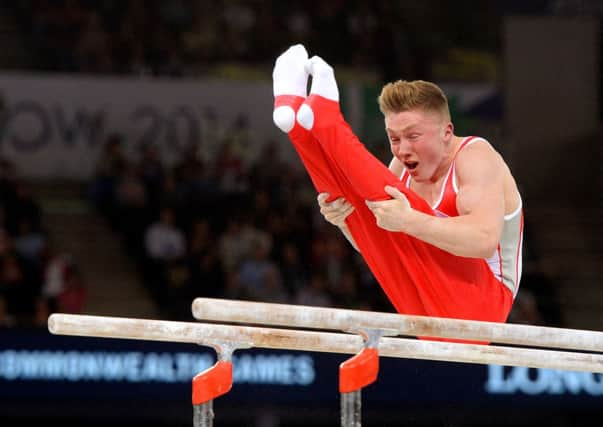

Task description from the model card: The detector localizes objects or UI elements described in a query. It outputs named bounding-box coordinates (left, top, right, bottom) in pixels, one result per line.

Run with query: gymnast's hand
left=366, top=185, right=412, bottom=232
left=317, top=193, right=355, bottom=228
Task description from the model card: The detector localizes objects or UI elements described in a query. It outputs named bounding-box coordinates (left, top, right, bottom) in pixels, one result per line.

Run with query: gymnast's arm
left=317, top=193, right=359, bottom=251
left=367, top=141, right=506, bottom=258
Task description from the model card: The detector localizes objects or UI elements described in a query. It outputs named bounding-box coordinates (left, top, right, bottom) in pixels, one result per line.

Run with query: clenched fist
left=317, top=193, right=355, bottom=228
left=365, top=185, right=412, bottom=232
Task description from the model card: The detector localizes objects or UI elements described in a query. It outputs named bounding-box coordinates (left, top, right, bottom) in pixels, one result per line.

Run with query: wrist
left=404, top=209, right=427, bottom=237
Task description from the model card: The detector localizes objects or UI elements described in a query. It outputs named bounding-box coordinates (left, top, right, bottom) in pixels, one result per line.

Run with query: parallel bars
left=191, top=298, right=603, bottom=352
left=47, top=300, right=603, bottom=426
left=48, top=313, right=603, bottom=373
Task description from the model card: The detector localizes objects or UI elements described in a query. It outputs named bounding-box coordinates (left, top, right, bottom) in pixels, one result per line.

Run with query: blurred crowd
left=7, top=1, right=506, bottom=82
left=87, top=128, right=392, bottom=321
left=0, top=158, right=86, bottom=328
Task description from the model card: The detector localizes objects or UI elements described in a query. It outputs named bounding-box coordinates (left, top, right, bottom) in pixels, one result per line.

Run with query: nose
left=391, top=140, right=410, bottom=158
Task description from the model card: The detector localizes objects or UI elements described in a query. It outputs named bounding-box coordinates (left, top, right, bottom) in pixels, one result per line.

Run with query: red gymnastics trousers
left=277, top=94, right=513, bottom=336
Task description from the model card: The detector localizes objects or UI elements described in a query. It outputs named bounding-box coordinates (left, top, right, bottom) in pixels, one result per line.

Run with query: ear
left=442, top=122, right=454, bottom=141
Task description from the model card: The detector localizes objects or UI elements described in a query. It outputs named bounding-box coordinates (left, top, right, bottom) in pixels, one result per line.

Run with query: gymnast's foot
left=272, top=44, right=309, bottom=133
left=296, top=56, right=342, bottom=131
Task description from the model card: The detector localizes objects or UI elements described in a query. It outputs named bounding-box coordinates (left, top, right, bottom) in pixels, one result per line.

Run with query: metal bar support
left=339, top=329, right=396, bottom=427
left=192, top=341, right=250, bottom=427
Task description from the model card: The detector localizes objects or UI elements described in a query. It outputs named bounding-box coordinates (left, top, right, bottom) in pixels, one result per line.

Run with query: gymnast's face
left=385, top=108, right=453, bottom=183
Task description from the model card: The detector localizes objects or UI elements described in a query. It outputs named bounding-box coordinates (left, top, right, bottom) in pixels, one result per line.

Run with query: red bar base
left=192, top=360, right=233, bottom=405
left=339, top=348, right=379, bottom=393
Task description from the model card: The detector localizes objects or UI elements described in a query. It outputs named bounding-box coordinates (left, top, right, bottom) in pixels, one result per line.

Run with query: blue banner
left=1, top=327, right=601, bottom=412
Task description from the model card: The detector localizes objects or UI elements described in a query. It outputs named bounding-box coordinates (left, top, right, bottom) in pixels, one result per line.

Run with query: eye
left=408, top=133, right=420, bottom=140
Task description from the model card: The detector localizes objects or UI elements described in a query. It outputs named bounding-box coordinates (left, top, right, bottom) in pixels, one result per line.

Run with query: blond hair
left=377, top=80, right=450, bottom=121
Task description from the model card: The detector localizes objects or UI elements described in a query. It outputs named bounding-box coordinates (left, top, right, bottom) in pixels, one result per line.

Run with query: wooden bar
left=48, top=314, right=603, bottom=373
left=191, top=298, right=603, bottom=352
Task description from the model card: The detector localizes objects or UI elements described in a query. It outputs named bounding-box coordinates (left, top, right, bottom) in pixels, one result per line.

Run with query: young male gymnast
left=272, top=44, right=523, bottom=329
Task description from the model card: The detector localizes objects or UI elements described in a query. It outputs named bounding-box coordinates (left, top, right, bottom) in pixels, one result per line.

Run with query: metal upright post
left=192, top=342, right=247, bottom=427
left=339, top=329, right=392, bottom=427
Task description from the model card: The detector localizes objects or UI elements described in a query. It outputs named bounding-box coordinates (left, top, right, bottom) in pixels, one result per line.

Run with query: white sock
left=273, top=44, right=309, bottom=97
left=306, top=56, right=339, bottom=101
left=272, top=44, right=309, bottom=133
left=273, top=107, right=296, bottom=133
left=296, top=104, right=314, bottom=130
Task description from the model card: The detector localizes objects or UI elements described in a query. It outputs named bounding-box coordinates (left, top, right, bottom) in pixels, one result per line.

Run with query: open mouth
left=404, top=161, right=419, bottom=171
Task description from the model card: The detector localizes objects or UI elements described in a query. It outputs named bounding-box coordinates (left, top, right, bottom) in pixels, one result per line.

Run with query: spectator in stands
left=156, top=171, right=187, bottom=216
left=257, top=262, right=289, bottom=303
left=13, top=217, right=47, bottom=270
left=238, top=233, right=279, bottom=301
left=11, top=181, right=42, bottom=233
left=40, top=248, right=73, bottom=300
left=279, top=242, right=309, bottom=296
left=173, top=143, right=215, bottom=204
left=143, top=206, right=187, bottom=302
left=186, top=217, right=225, bottom=299
left=137, top=144, right=166, bottom=215
left=144, top=206, right=186, bottom=262
left=115, top=164, right=148, bottom=256
left=56, top=264, right=87, bottom=314
left=219, top=214, right=264, bottom=274
left=89, top=133, right=129, bottom=227
left=218, top=218, right=246, bottom=274
left=213, top=141, right=247, bottom=193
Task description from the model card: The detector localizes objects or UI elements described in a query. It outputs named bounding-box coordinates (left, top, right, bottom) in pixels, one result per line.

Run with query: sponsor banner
left=0, top=327, right=601, bottom=410
left=0, top=72, right=290, bottom=179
